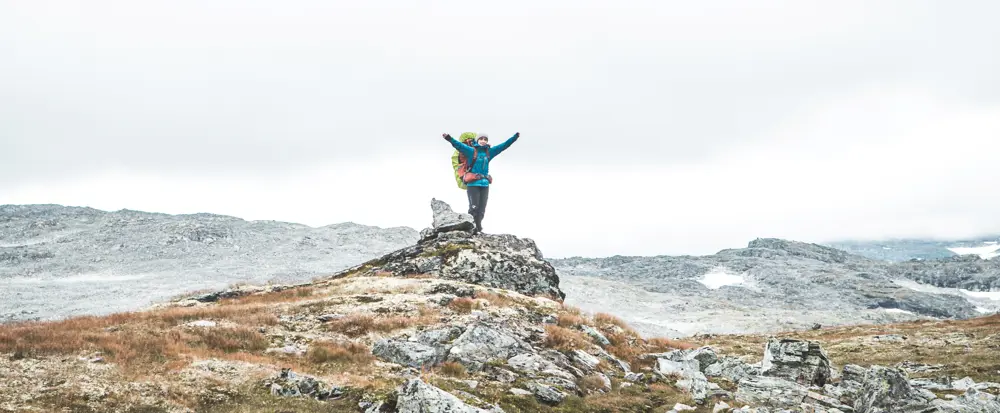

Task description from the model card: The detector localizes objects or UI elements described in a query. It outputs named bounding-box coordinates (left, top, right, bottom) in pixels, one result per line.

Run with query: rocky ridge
left=827, top=237, right=1000, bottom=262
left=0, top=204, right=418, bottom=322
left=553, top=238, right=1000, bottom=338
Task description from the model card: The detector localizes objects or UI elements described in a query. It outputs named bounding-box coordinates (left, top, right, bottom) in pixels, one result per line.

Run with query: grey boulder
left=761, top=337, right=833, bottom=387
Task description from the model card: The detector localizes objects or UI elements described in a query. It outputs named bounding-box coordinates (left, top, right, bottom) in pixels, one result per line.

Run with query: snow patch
left=959, top=289, right=1000, bottom=301
left=894, top=279, right=1000, bottom=314
left=883, top=308, right=914, bottom=315
left=947, top=244, right=1000, bottom=260
left=698, top=267, right=747, bottom=289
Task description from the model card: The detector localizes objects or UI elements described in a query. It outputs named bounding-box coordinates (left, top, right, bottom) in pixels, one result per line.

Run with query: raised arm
left=488, top=132, right=519, bottom=158
left=443, top=133, right=474, bottom=158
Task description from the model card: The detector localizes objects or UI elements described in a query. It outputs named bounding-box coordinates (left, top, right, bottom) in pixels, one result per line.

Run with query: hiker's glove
left=442, top=133, right=451, bottom=140
left=513, top=132, right=519, bottom=139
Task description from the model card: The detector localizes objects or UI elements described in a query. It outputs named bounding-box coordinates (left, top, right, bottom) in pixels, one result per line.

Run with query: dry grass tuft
left=557, top=313, right=587, bottom=329
left=543, top=325, right=592, bottom=351
left=561, top=304, right=584, bottom=315
left=437, top=361, right=468, bottom=378
left=220, top=286, right=316, bottom=306
left=188, top=326, right=270, bottom=353
left=323, top=308, right=439, bottom=338
left=306, top=341, right=374, bottom=365
left=0, top=312, right=273, bottom=377
left=324, top=314, right=405, bottom=337
left=448, top=297, right=479, bottom=314
left=594, top=312, right=633, bottom=332
left=577, top=374, right=610, bottom=394
left=647, top=337, right=698, bottom=352
left=474, top=291, right=517, bottom=308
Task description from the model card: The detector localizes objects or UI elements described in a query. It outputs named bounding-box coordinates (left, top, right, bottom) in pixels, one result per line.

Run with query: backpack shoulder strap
left=468, top=147, right=478, bottom=168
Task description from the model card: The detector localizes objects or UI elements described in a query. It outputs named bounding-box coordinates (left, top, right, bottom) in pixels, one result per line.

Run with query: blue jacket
left=447, top=133, right=518, bottom=187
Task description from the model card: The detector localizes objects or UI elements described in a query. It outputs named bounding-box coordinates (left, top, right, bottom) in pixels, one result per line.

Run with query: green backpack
left=451, top=132, right=477, bottom=189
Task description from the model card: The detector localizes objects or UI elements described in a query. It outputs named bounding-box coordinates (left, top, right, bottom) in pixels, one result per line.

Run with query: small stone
left=673, top=403, right=696, bottom=411
left=430, top=199, right=475, bottom=233
left=713, top=401, right=731, bottom=412
left=186, top=320, right=217, bottom=328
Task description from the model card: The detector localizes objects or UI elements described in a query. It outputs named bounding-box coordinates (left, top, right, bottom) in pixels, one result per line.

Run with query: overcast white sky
left=2, top=1, right=999, bottom=258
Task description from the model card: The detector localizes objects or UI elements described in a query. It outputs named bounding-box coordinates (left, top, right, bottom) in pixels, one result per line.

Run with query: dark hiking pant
left=466, top=186, right=489, bottom=233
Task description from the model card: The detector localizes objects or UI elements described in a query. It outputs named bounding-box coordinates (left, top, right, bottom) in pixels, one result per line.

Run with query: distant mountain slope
left=552, top=238, right=1000, bottom=338
left=825, top=235, right=1000, bottom=262
left=0, top=204, right=418, bottom=322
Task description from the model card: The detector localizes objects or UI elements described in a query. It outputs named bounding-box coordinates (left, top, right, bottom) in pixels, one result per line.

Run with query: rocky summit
left=337, top=199, right=564, bottom=301
left=1, top=201, right=999, bottom=412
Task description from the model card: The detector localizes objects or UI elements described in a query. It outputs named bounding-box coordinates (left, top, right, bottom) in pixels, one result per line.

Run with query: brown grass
left=437, top=361, right=468, bottom=378
left=322, top=308, right=440, bottom=338
left=0, top=308, right=279, bottom=378
left=220, top=287, right=316, bottom=306
left=647, top=337, right=698, bottom=352
left=0, top=296, right=300, bottom=379
left=306, top=341, right=374, bottom=365
left=543, top=325, right=591, bottom=351
left=324, top=314, right=407, bottom=337
left=594, top=313, right=633, bottom=332
left=448, top=297, right=479, bottom=313
left=577, top=374, right=609, bottom=394
left=557, top=313, right=587, bottom=329
left=474, top=291, right=517, bottom=308
left=188, top=326, right=270, bottom=353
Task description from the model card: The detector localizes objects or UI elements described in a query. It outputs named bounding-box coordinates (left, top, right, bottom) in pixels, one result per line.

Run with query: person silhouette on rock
left=441, top=132, right=520, bottom=234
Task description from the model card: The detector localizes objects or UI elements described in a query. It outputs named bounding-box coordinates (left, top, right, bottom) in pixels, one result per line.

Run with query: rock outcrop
left=760, top=338, right=832, bottom=387
left=335, top=200, right=565, bottom=300
left=395, top=379, right=493, bottom=413
left=853, top=366, right=936, bottom=413
left=421, top=198, right=475, bottom=240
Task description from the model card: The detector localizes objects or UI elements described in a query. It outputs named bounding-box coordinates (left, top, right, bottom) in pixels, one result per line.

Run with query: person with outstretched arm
left=442, top=131, right=520, bottom=234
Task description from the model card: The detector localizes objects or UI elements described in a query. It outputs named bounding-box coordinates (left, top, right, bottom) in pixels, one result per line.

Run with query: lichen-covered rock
left=761, top=338, right=832, bottom=387
left=705, top=356, right=760, bottom=384
left=831, top=364, right=868, bottom=400
left=931, top=388, right=1000, bottom=413
left=735, top=376, right=810, bottom=409
left=658, top=346, right=720, bottom=372
left=570, top=350, right=601, bottom=372
left=372, top=339, right=442, bottom=369
left=336, top=200, right=565, bottom=300
left=525, top=381, right=567, bottom=405
left=657, top=358, right=723, bottom=403
left=853, top=366, right=934, bottom=413
left=446, top=323, right=529, bottom=371
left=265, top=368, right=343, bottom=400
left=581, top=325, right=611, bottom=347
left=396, top=379, right=490, bottom=413
left=507, top=353, right=576, bottom=382
left=426, top=198, right=475, bottom=238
